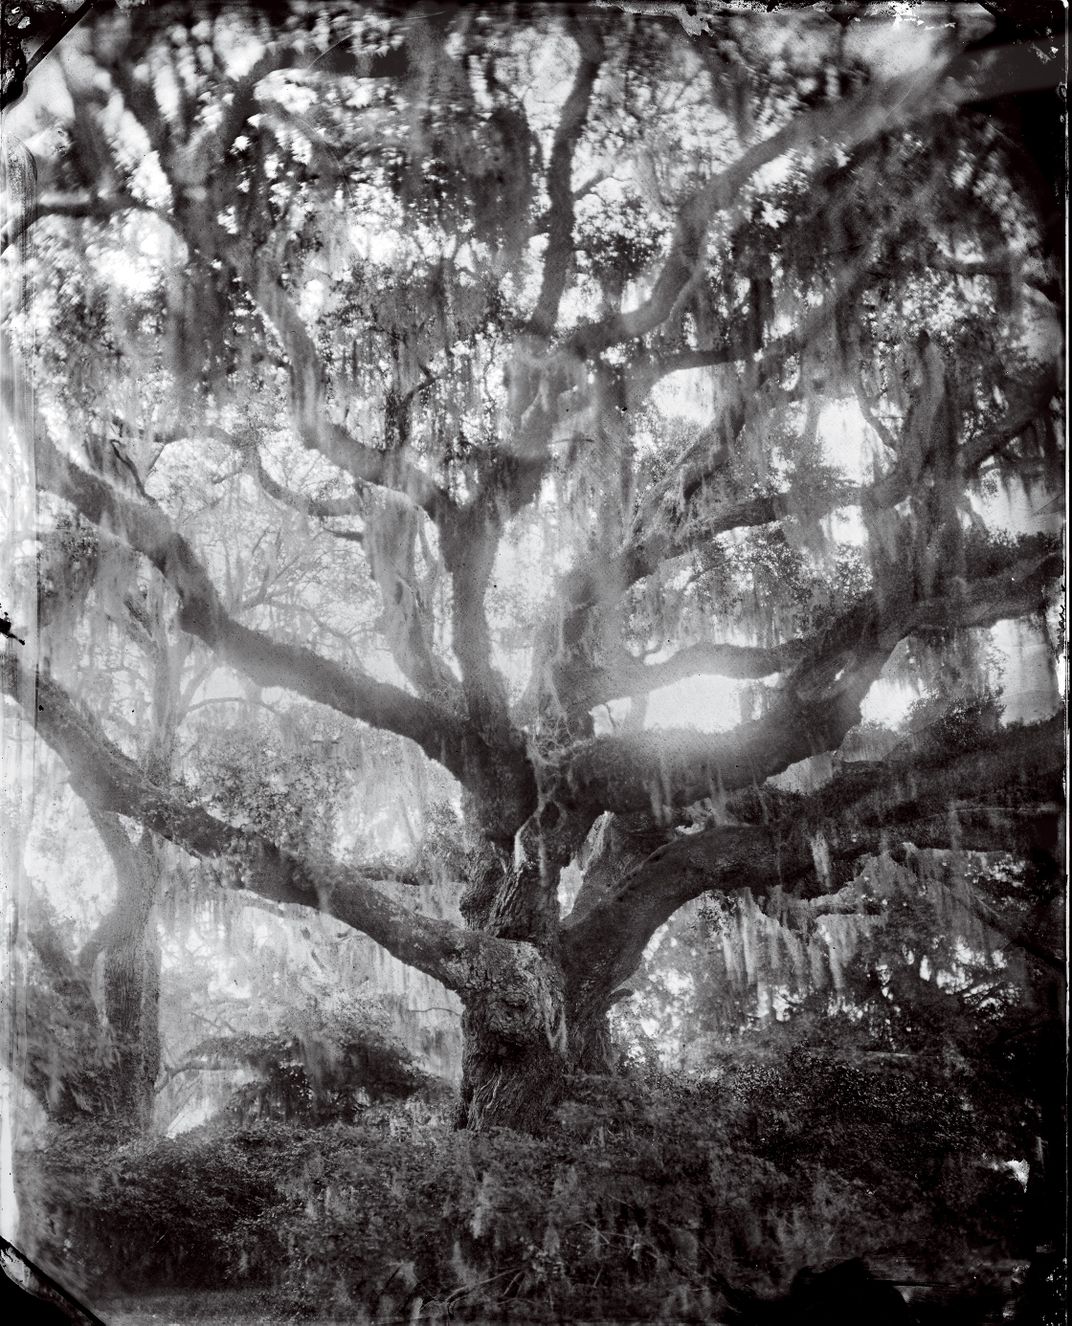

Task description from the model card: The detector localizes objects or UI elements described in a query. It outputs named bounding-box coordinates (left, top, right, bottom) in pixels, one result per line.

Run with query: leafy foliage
left=192, top=713, right=349, bottom=854
left=19, top=1061, right=1036, bottom=1320
left=201, top=1006, right=439, bottom=1125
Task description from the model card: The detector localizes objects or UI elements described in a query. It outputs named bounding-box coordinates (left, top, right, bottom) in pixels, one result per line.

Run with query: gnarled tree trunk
left=454, top=816, right=574, bottom=1131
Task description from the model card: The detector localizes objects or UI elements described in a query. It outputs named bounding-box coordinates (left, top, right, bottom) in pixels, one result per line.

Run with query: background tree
left=1, top=0, right=1063, bottom=1164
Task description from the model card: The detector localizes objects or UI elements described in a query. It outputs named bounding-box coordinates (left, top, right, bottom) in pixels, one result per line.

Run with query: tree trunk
left=21, top=910, right=117, bottom=1124
left=454, top=977, right=624, bottom=1128
left=455, top=1010, right=570, bottom=1133
left=90, top=815, right=163, bottom=1130
left=566, top=1009, right=617, bottom=1074
left=452, top=937, right=571, bottom=1131
left=455, top=821, right=575, bottom=1131
left=102, top=895, right=160, bottom=1130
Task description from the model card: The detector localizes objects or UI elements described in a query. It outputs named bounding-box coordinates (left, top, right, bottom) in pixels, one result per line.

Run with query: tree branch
left=549, top=354, right=1058, bottom=649
left=92, top=78, right=457, bottom=526
left=362, top=489, right=463, bottom=702
left=6, top=350, right=538, bottom=838
left=441, top=503, right=515, bottom=744
left=15, top=406, right=478, bottom=781
left=923, top=247, right=1051, bottom=296
left=0, top=190, right=152, bottom=256
left=536, top=249, right=886, bottom=676
left=565, top=34, right=1058, bottom=360
left=562, top=712, right=1063, bottom=1016
left=551, top=548, right=1061, bottom=818
left=246, top=446, right=366, bottom=528
left=0, top=654, right=531, bottom=1000
left=559, top=637, right=806, bottom=713
left=527, top=30, right=603, bottom=338
left=239, top=257, right=456, bottom=524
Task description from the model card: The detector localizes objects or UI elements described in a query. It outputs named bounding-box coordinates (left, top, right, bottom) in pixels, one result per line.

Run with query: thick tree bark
left=454, top=931, right=568, bottom=1131
left=566, top=1010, right=618, bottom=1074
left=453, top=812, right=573, bottom=1130
left=456, top=1012, right=569, bottom=1134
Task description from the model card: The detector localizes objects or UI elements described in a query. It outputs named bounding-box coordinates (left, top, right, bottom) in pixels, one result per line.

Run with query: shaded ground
left=92, top=1281, right=1023, bottom=1326
left=100, top=1291, right=360, bottom=1325
left=97, top=1294, right=720, bottom=1326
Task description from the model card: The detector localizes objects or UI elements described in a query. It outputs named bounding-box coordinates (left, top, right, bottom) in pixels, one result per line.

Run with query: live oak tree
left=0, top=1, right=1063, bottom=1135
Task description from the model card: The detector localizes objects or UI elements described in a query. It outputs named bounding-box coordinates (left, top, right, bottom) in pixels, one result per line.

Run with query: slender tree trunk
left=101, top=866, right=160, bottom=1130
left=90, top=815, right=163, bottom=1129
left=21, top=902, right=117, bottom=1123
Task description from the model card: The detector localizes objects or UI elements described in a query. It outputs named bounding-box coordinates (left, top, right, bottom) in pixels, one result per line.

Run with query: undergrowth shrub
left=18, top=1123, right=284, bottom=1290
left=17, top=1062, right=1029, bottom=1321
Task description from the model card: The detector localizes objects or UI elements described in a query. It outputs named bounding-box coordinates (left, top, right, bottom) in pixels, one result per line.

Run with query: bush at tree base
left=15, top=1065, right=1043, bottom=1323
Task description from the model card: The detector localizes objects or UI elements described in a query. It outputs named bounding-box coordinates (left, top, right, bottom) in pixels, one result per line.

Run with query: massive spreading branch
left=0, top=652, right=561, bottom=1019
left=550, top=548, right=1061, bottom=817
left=562, top=713, right=1065, bottom=1022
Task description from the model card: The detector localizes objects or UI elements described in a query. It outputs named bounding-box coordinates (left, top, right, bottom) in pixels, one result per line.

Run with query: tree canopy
left=0, top=0, right=1063, bottom=1150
